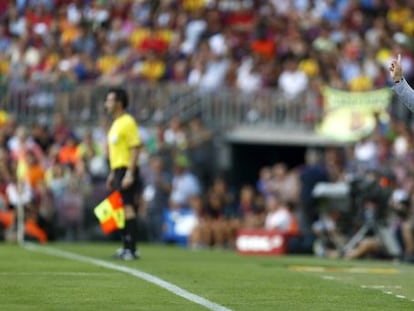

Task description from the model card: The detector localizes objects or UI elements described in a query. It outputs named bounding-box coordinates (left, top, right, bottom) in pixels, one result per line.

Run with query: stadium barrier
left=0, top=82, right=320, bottom=131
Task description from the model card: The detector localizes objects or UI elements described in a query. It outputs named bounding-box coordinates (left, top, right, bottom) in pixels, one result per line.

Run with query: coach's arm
left=393, top=78, right=414, bottom=112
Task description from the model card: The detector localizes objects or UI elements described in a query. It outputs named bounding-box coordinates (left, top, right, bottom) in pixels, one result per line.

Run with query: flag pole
left=16, top=181, right=25, bottom=245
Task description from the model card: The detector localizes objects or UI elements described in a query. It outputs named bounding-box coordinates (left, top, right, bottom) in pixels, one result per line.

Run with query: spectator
left=204, top=187, right=230, bottom=249
left=163, top=116, right=187, bottom=151
left=170, top=154, right=201, bottom=208
left=235, top=57, right=262, bottom=94
left=51, top=113, right=72, bottom=146
left=270, top=163, right=300, bottom=208
left=353, top=133, right=379, bottom=173
left=186, top=116, right=214, bottom=189
left=236, top=184, right=264, bottom=229
left=58, top=134, right=80, bottom=168
left=56, top=168, right=85, bottom=241
left=207, top=176, right=237, bottom=247
left=278, top=56, right=308, bottom=100
left=45, top=162, right=69, bottom=203
left=8, top=126, right=41, bottom=158
left=162, top=191, right=198, bottom=246
left=25, top=149, right=45, bottom=195
left=263, top=192, right=299, bottom=236
left=139, top=51, right=166, bottom=82
left=298, top=149, right=329, bottom=235
left=142, top=155, right=171, bottom=243
left=31, top=123, right=54, bottom=154
left=256, top=166, right=273, bottom=198
left=188, top=194, right=208, bottom=249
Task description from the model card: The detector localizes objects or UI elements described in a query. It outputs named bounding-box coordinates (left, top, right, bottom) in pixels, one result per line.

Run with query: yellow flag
left=94, top=191, right=125, bottom=235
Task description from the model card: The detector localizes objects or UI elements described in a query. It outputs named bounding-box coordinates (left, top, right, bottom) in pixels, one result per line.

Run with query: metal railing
left=0, top=82, right=322, bottom=131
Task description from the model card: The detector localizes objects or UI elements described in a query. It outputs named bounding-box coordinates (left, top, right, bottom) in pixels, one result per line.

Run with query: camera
left=349, top=170, right=394, bottom=224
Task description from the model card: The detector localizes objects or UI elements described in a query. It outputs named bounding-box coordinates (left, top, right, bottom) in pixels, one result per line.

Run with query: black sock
left=124, top=218, right=137, bottom=252
left=120, top=227, right=127, bottom=250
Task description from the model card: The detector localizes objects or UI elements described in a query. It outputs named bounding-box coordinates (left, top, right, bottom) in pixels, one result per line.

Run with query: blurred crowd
left=0, top=0, right=413, bottom=96
left=0, top=0, right=414, bottom=262
left=0, top=108, right=413, bottom=263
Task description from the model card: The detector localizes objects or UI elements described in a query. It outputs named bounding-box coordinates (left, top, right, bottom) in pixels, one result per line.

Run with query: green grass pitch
left=1, top=242, right=413, bottom=310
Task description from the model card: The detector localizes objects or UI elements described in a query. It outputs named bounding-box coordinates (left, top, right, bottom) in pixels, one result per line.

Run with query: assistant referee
left=104, top=87, right=142, bottom=260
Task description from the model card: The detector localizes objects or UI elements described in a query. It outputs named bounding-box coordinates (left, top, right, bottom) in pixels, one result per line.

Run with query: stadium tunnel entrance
left=223, top=126, right=347, bottom=189
left=229, top=143, right=306, bottom=189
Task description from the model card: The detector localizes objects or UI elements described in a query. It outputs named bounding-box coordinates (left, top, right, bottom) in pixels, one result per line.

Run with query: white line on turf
left=23, top=243, right=232, bottom=311
left=0, top=272, right=116, bottom=276
left=360, top=285, right=402, bottom=289
left=321, top=276, right=414, bottom=303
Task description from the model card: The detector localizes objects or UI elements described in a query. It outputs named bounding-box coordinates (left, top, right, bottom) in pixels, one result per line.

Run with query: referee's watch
left=394, top=78, right=403, bottom=84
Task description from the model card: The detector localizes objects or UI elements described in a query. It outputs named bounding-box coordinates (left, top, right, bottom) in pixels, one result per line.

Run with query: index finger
left=397, top=53, right=401, bottom=64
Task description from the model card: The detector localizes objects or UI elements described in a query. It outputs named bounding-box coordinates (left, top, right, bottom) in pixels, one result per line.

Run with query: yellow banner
left=316, top=87, right=392, bottom=142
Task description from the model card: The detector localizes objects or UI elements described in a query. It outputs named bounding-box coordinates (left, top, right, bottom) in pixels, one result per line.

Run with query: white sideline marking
left=24, top=243, right=232, bottom=311
left=321, top=275, right=336, bottom=280
left=0, top=272, right=115, bottom=276
left=361, top=285, right=402, bottom=289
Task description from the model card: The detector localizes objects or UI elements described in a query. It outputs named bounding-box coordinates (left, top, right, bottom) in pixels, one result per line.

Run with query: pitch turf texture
left=1, top=243, right=414, bottom=310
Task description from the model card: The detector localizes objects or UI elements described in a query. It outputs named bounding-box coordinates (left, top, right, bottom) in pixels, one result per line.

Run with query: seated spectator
left=51, top=113, right=72, bottom=146
left=6, top=169, right=47, bottom=243
left=25, top=150, right=45, bottom=192
left=139, top=28, right=169, bottom=56
left=204, top=189, right=230, bottom=249
left=58, top=134, right=80, bottom=168
left=8, top=125, right=44, bottom=166
left=24, top=150, right=47, bottom=215
left=256, top=166, right=273, bottom=197
left=236, top=184, right=265, bottom=229
left=57, top=173, right=85, bottom=241
left=31, top=123, right=54, bottom=154
left=163, top=116, right=187, bottom=151
left=187, top=194, right=208, bottom=249
left=76, top=130, right=108, bottom=180
left=264, top=192, right=299, bottom=236
left=139, top=51, right=166, bottom=82
left=270, top=162, right=300, bottom=208
left=278, top=57, right=308, bottom=100
left=235, top=57, right=262, bottom=94
left=197, top=44, right=230, bottom=91
left=96, top=44, right=121, bottom=82
left=162, top=192, right=198, bottom=246
left=45, top=162, right=70, bottom=202
left=170, top=154, right=201, bottom=207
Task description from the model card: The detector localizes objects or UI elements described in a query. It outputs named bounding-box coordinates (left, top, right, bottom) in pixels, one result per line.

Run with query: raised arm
left=389, top=54, right=414, bottom=112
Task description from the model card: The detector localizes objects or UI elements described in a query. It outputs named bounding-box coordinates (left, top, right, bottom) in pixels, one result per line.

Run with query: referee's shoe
left=112, top=248, right=140, bottom=261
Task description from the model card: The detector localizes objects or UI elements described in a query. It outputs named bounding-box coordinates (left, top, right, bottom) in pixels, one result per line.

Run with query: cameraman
left=344, top=189, right=413, bottom=262
left=390, top=190, right=414, bottom=262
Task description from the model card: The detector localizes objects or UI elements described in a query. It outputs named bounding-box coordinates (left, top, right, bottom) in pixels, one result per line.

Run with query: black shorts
left=113, top=167, right=141, bottom=207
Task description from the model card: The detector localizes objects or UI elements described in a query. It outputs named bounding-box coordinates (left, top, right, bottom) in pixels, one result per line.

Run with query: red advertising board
left=236, top=229, right=288, bottom=256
